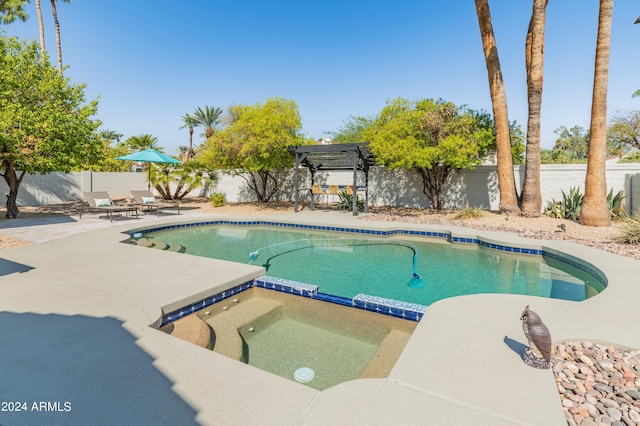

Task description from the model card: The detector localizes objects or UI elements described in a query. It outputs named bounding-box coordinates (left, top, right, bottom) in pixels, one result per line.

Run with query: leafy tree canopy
left=363, top=97, right=495, bottom=209
left=607, top=109, right=640, bottom=156
left=328, top=115, right=376, bottom=144
left=201, top=97, right=313, bottom=202
left=0, top=35, right=100, bottom=217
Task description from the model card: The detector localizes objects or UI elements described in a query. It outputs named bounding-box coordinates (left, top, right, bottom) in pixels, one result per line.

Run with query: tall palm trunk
left=187, top=127, right=195, bottom=160
left=520, top=0, right=548, bottom=217
left=581, top=0, right=614, bottom=227
left=50, top=0, right=63, bottom=72
left=35, top=0, right=46, bottom=63
left=474, top=0, right=520, bottom=214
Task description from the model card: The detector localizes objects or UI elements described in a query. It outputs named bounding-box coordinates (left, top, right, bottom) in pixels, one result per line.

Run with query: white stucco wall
left=3, top=165, right=640, bottom=213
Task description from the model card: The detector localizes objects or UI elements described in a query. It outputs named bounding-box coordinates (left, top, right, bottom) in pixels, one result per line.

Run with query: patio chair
left=80, top=191, right=139, bottom=222
left=130, top=190, right=181, bottom=216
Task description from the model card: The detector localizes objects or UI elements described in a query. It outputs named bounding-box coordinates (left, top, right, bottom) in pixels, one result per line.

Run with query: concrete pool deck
left=0, top=210, right=638, bottom=425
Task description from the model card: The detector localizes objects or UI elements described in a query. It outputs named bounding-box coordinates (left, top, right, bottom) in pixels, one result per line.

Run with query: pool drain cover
left=294, top=367, right=315, bottom=383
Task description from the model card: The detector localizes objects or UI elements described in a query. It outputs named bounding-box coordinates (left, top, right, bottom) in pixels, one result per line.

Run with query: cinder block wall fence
left=3, top=164, right=640, bottom=214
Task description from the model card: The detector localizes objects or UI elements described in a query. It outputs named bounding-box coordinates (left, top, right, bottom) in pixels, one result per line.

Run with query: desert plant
left=544, top=187, right=583, bottom=220
left=210, top=193, right=226, bottom=207
left=337, top=191, right=364, bottom=211
left=453, top=205, right=485, bottom=220
left=614, top=212, right=640, bottom=245
left=607, top=188, right=626, bottom=218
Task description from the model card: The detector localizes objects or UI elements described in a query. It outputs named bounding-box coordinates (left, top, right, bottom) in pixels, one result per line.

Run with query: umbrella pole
left=147, top=164, right=151, bottom=190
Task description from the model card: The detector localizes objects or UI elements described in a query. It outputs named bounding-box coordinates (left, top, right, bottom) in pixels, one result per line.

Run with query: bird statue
left=520, top=305, right=552, bottom=369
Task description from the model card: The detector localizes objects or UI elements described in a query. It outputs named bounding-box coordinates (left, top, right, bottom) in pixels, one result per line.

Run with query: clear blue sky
left=2, top=1, right=639, bottom=156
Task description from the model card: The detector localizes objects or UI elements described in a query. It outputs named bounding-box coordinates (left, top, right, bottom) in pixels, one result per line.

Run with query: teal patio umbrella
left=116, top=148, right=182, bottom=189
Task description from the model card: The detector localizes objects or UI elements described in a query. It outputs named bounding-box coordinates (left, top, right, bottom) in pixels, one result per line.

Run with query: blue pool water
left=137, top=225, right=604, bottom=306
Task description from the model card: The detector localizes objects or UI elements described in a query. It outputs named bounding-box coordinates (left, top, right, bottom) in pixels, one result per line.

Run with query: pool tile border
left=147, top=220, right=608, bottom=326
left=160, top=275, right=427, bottom=326
left=134, top=220, right=606, bottom=286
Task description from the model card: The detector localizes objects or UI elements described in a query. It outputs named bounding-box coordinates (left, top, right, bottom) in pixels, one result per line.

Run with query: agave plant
left=337, top=191, right=364, bottom=211
left=607, top=188, right=626, bottom=218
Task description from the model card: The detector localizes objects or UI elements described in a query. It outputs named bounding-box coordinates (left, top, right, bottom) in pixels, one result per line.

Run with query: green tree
left=200, top=97, right=311, bottom=202
left=328, top=115, right=376, bottom=144
left=151, top=159, right=218, bottom=200
left=98, top=129, right=123, bottom=145
left=607, top=110, right=640, bottom=156
left=509, top=121, right=526, bottom=165
left=363, top=98, right=496, bottom=210
left=0, top=36, right=100, bottom=217
left=192, top=106, right=223, bottom=139
left=0, top=0, right=28, bottom=24
left=125, top=134, right=161, bottom=151
left=179, top=113, right=197, bottom=160
left=552, top=125, right=590, bottom=161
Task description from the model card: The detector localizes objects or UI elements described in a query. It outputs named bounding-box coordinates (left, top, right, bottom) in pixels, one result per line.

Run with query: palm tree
left=581, top=0, right=614, bottom=227
left=520, top=0, right=548, bottom=217
left=98, top=129, right=123, bottom=145
left=35, top=0, right=46, bottom=62
left=0, top=0, right=29, bottom=24
left=474, top=0, right=520, bottom=214
left=125, top=134, right=161, bottom=152
left=192, top=106, right=223, bottom=139
left=176, top=145, right=189, bottom=162
left=179, top=113, right=198, bottom=160
left=50, top=0, right=69, bottom=73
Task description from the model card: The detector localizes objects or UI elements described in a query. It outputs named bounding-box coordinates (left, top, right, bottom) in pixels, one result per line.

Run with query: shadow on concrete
left=0, top=312, right=198, bottom=426
left=504, top=335, right=527, bottom=361
left=0, top=258, right=33, bottom=276
left=0, top=215, right=78, bottom=230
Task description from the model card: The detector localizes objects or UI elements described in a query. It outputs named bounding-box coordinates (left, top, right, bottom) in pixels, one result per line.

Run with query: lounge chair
left=130, top=190, right=180, bottom=216
left=80, top=191, right=139, bottom=221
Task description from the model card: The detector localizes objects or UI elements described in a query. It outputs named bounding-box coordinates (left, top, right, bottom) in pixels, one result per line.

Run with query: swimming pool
left=131, top=221, right=606, bottom=307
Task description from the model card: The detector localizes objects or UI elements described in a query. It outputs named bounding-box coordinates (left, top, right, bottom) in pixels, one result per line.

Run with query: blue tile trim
left=160, top=280, right=254, bottom=326
left=160, top=275, right=425, bottom=326
left=352, top=294, right=427, bottom=322
left=139, top=220, right=608, bottom=305
left=543, top=251, right=607, bottom=287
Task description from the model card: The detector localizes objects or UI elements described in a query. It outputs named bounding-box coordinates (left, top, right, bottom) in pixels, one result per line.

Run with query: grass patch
left=452, top=205, right=485, bottom=220
left=614, top=212, right=640, bottom=245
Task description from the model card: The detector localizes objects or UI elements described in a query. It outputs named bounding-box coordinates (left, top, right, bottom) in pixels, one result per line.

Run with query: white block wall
left=3, top=165, right=640, bottom=213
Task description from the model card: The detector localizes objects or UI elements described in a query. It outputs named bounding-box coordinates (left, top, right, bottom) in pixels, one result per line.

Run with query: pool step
left=132, top=238, right=186, bottom=253
left=359, top=328, right=413, bottom=379
left=200, top=297, right=283, bottom=361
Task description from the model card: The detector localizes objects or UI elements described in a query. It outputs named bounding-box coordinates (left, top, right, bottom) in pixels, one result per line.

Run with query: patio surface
left=0, top=209, right=638, bottom=425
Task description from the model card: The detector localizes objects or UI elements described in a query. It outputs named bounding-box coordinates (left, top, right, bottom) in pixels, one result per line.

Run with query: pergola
left=290, top=142, right=376, bottom=216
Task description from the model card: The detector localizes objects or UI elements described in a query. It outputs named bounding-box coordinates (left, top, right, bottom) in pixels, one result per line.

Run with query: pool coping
left=0, top=210, right=638, bottom=425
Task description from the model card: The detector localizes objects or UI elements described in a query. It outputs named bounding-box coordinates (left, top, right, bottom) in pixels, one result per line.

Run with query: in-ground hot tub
left=161, top=287, right=416, bottom=391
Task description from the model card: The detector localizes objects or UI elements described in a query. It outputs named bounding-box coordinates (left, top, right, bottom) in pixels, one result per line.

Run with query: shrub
left=607, top=188, right=626, bottom=218
left=544, top=187, right=583, bottom=220
left=545, top=187, right=626, bottom=220
left=210, top=193, right=226, bottom=207
left=452, top=205, right=485, bottom=220
left=337, top=191, right=364, bottom=211
left=614, top=212, right=640, bottom=245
